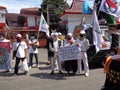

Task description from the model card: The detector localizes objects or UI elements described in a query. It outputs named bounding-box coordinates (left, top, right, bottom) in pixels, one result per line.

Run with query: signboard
left=73, top=25, right=83, bottom=40
left=0, top=42, right=11, bottom=71
left=58, top=45, right=81, bottom=61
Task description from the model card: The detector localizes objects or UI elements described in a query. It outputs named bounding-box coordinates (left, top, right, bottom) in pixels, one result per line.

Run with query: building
left=6, top=7, right=40, bottom=30
left=20, top=7, right=40, bottom=30
left=60, top=0, right=93, bottom=35
left=0, top=6, right=7, bottom=29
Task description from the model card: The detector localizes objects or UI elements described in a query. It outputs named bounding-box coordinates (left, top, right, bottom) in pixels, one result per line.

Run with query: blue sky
left=0, top=0, right=42, bottom=13
left=0, top=0, right=95, bottom=14
left=0, top=0, right=72, bottom=13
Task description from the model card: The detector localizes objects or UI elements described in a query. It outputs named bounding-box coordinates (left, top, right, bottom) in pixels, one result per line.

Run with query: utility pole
left=47, top=1, right=50, bottom=26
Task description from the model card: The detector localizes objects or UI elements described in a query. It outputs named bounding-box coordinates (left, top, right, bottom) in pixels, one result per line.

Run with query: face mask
left=30, top=36, right=35, bottom=40
left=17, top=38, right=22, bottom=42
left=80, top=34, right=84, bottom=37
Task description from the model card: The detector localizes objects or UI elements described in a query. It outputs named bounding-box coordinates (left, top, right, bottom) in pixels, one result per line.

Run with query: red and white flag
left=99, top=0, right=120, bottom=19
left=39, top=13, right=49, bottom=37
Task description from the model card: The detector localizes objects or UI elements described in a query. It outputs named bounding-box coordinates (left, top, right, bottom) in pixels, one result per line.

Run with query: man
left=75, top=30, right=90, bottom=77
left=49, top=32, right=63, bottom=75
left=64, top=33, right=78, bottom=75
left=28, top=34, right=39, bottom=69
left=0, top=33, right=11, bottom=72
left=12, top=33, right=28, bottom=75
left=101, top=47, right=120, bottom=90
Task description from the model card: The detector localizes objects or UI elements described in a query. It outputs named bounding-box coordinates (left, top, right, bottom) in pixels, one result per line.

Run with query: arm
left=49, top=42, right=55, bottom=52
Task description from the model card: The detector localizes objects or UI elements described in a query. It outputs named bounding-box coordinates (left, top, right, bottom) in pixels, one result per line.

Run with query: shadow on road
left=30, top=72, right=67, bottom=80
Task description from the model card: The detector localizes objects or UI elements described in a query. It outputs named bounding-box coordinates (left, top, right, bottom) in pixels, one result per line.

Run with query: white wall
left=0, top=10, right=6, bottom=23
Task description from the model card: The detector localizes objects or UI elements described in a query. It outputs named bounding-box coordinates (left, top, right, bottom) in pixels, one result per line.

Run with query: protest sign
left=0, top=42, right=11, bottom=71
left=58, top=45, right=81, bottom=61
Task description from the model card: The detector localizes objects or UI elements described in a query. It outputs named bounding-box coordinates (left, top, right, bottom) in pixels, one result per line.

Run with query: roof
left=64, top=0, right=84, bottom=14
left=20, top=7, right=40, bottom=15
left=0, top=6, right=6, bottom=10
left=6, top=13, right=25, bottom=22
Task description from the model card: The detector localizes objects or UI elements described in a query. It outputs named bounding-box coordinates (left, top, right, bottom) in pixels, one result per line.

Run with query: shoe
left=85, top=73, right=89, bottom=77
left=13, top=73, right=18, bottom=76
left=77, top=71, right=80, bottom=74
left=72, top=72, right=76, bottom=76
left=5, top=69, right=10, bottom=73
left=29, top=66, right=31, bottom=70
left=37, top=65, right=40, bottom=68
left=59, top=71, right=63, bottom=74
left=24, top=71, right=28, bottom=75
left=50, top=71, right=54, bottom=75
left=46, top=61, right=51, bottom=65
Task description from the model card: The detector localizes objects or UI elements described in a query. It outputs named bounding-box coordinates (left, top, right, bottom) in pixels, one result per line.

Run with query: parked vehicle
left=85, top=24, right=120, bottom=67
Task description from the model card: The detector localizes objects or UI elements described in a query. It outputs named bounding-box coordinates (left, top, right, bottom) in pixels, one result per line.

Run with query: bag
left=19, top=59, right=29, bottom=71
left=13, top=50, right=17, bottom=58
left=32, top=45, right=37, bottom=50
left=13, top=43, right=20, bottom=58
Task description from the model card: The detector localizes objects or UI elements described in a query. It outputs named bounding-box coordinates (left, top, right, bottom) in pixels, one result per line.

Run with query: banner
left=93, top=9, right=103, bottom=53
left=0, top=42, right=11, bottom=71
left=39, top=13, right=49, bottom=37
left=99, top=0, right=120, bottom=19
left=58, top=45, right=81, bottom=61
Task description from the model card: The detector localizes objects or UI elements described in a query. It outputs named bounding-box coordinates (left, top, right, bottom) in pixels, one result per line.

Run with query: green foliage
left=41, top=0, right=69, bottom=16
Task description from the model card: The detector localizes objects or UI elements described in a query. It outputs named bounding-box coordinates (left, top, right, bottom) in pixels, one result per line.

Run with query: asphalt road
left=0, top=48, right=106, bottom=90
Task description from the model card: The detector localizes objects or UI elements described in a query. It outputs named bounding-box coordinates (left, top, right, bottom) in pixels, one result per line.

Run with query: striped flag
left=39, top=13, right=49, bottom=37
left=99, top=0, right=120, bottom=19
left=93, top=9, right=103, bottom=53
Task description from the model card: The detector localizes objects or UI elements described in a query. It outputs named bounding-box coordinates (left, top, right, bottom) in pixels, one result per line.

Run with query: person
left=46, top=34, right=54, bottom=65
left=49, top=32, right=63, bottom=75
left=101, top=47, right=120, bottom=90
left=64, top=33, right=78, bottom=75
left=0, top=33, right=11, bottom=72
left=28, top=35, right=40, bottom=69
left=12, top=33, right=28, bottom=75
left=75, top=30, right=90, bottom=77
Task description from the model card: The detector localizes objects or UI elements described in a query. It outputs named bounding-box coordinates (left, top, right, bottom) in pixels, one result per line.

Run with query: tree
left=41, top=0, right=69, bottom=16
left=41, top=0, right=69, bottom=31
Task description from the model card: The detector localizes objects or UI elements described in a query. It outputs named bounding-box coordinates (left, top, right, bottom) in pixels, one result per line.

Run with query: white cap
left=58, top=32, right=62, bottom=36
left=67, top=33, right=72, bottom=36
left=51, top=33, right=54, bottom=36
left=80, top=30, right=85, bottom=34
left=51, top=32, right=58, bottom=36
left=16, top=34, right=22, bottom=38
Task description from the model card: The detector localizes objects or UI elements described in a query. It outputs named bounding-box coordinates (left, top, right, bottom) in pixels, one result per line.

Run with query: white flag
left=39, top=13, right=49, bottom=37
left=93, top=9, right=103, bottom=53
left=99, top=0, right=120, bottom=19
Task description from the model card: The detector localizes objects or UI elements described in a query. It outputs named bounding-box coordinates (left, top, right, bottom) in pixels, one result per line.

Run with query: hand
left=69, top=40, right=73, bottom=45
left=12, top=60, right=15, bottom=63
left=76, top=43, right=81, bottom=47
left=12, top=57, right=15, bottom=60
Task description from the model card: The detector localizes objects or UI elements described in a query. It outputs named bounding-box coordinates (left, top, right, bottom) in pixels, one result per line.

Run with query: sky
left=0, top=0, right=42, bottom=13
left=0, top=0, right=74, bottom=13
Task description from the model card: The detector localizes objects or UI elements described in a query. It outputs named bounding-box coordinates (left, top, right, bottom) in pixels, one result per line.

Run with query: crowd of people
left=0, top=30, right=90, bottom=77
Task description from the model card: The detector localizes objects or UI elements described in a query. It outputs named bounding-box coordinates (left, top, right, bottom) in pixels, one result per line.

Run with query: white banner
left=58, top=45, right=81, bottom=61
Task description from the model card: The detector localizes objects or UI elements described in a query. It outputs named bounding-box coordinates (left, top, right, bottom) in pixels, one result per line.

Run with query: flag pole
left=37, top=13, right=41, bottom=41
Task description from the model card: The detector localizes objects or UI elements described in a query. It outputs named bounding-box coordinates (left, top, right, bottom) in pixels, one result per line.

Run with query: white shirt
left=53, top=39, right=59, bottom=52
left=28, top=39, right=39, bottom=53
left=12, top=41, right=28, bottom=58
left=75, top=38, right=89, bottom=52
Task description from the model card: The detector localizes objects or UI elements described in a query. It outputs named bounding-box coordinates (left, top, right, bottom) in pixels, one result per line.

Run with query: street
left=0, top=48, right=106, bottom=90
